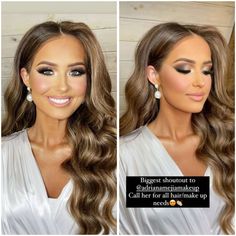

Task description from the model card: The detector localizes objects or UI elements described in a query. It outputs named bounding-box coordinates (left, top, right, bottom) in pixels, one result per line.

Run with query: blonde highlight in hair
left=120, top=22, right=234, bottom=234
left=2, top=21, right=116, bottom=234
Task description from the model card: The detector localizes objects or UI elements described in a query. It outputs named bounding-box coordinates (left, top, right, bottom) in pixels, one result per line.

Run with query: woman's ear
left=20, top=68, right=30, bottom=87
left=146, top=65, right=160, bottom=86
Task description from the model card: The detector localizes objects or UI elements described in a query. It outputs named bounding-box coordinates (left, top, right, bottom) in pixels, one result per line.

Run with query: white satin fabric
left=119, top=126, right=226, bottom=235
left=2, top=130, right=78, bottom=234
left=2, top=130, right=117, bottom=235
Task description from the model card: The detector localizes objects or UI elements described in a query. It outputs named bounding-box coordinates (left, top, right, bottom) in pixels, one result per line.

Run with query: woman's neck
left=28, top=111, right=68, bottom=148
left=149, top=102, right=193, bottom=141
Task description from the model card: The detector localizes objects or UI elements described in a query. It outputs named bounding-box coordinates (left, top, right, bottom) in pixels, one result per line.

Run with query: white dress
left=2, top=130, right=77, bottom=234
left=119, top=126, right=226, bottom=235
left=2, top=129, right=117, bottom=235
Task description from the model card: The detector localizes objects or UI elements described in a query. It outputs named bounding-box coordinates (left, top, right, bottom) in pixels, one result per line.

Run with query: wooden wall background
left=2, top=1, right=117, bottom=114
left=120, top=1, right=235, bottom=115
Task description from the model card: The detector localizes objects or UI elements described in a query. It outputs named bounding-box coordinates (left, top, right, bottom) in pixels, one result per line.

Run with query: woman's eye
left=37, top=68, right=54, bottom=76
left=175, top=68, right=191, bottom=74
left=69, top=69, right=86, bottom=77
left=202, top=70, right=213, bottom=76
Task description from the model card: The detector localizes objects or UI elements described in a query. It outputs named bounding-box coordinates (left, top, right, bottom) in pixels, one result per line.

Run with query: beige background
left=2, top=1, right=117, bottom=114
left=120, top=1, right=235, bottom=115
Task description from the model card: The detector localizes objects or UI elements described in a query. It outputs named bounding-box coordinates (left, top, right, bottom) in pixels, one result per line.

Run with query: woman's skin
left=20, top=35, right=87, bottom=198
left=147, top=35, right=212, bottom=176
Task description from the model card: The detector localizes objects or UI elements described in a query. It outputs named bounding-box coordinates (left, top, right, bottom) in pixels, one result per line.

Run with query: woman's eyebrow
left=68, top=62, right=85, bottom=67
left=36, top=61, right=57, bottom=66
left=173, top=58, right=212, bottom=64
left=203, top=61, right=212, bottom=65
left=36, top=61, right=85, bottom=67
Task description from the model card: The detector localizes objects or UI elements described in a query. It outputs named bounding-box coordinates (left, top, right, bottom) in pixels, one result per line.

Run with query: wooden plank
left=110, top=73, right=117, bottom=92
left=120, top=18, right=233, bottom=43
left=94, top=28, right=116, bottom=52
left=104, top=52, right=116, bottom=73
left=119, top=80, right=126, bottom=96
left=2, top=2, right=116, bottom=14
left=119, top=77, right=131, bottom=95
left=120, top=41, right=136, bottom=61
left=2, top=79, right=10, bottom=95
left=2, top=14, right=116, bottom=35
left=2, top=96, right=6, bottom=114
left=120, top=2, right=234, bottom=27
left=120, top=110, right=125, bottom=117
left=111, top=91, right=117, bottom=104
left=2, top=29, right=116, bottom=59
left=1, top=58, right=14, bottom=79
left=120, top=95, right=127, bottom=112
left=196, top=1, right=234, bottom=7
left=120, top=61, right=134, bottom=80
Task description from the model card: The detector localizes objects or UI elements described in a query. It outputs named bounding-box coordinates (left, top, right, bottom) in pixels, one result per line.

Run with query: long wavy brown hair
left=2, top=21, right=116, bottom=234
left=120, top=22, right=234, bottom=234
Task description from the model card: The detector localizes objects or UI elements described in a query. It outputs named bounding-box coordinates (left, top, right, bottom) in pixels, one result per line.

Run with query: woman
left=2, top=21, right=116, bottom=234
left=120, top=22, right=234, bottom=234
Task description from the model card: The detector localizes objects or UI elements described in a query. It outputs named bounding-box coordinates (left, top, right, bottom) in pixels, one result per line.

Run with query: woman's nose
left=192, top=72, right=205, bottom=87
left=55, top=74, right=70, bottom=92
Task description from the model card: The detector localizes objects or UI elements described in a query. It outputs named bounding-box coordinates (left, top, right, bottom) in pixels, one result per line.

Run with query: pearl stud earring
left=154, top=84, right=161, bottom=99
left=26, top=87, right=33, bottom=102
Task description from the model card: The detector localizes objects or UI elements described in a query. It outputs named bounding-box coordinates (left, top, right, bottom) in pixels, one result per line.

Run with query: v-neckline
left=24, top=129, right=72, bottom=201
left=142, top=126, right=213, bottom=234
left=143, top=125, right=210, bottom=177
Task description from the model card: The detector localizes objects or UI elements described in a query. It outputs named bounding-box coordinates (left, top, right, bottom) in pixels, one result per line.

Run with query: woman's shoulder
left=2, top=129, right=27, bottom=151
left=1, top=130, right=28, bottom=178
left=120, top=126, right=145, bottom=145
left=120, top=126, right=153, bottom=159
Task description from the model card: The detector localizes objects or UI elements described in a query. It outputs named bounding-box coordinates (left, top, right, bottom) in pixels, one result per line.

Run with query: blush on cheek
left=72, top=79, right=87, bottom=95
left=32, top=77, right=51, bottom=93
left=163, top=71, right=190, bottom=93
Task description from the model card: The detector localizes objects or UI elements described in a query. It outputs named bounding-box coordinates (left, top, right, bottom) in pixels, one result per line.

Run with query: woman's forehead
left=164, top=35, right=211, bottom=64
left=31, top=35, right=85, bottom=67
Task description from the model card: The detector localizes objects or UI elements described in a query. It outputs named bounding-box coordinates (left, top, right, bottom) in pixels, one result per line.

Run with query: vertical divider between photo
left=116, top=0, right=120, bottom=234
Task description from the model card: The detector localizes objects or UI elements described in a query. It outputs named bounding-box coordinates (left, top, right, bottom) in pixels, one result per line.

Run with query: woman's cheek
left=70, top=77, right=87, bottom=95
left=31, top=76, right=52, bottom=93
left=162, top=71, right=190, bottom=93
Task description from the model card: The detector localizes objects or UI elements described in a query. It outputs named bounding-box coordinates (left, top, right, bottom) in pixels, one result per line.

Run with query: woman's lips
left=186, top=93, right=205, bottom=102
left=48, top=96, right=71, bottom=107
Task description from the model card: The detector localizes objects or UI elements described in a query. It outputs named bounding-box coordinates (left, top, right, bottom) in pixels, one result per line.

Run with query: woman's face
left=21, top=35, right=87, bottom=120
left=157, top=35, right=212, bottom=113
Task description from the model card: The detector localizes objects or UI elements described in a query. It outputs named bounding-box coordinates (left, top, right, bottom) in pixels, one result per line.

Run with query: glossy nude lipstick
left=186, top=93, right=204, bottom=102
left=48, top=96, right=71, bottom=107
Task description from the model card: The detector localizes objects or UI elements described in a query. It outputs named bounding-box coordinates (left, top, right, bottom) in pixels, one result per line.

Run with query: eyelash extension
left=202, top=70, right=214, bottom=76
left=37, top=68, right=54, bottom=76
left=36, top=68, right=86, bottom=77
left=175, top=68, right=214, bottom=76
left=69, top=69, right=86, bottom=77
left=175, top=68, right=191, bottom=74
